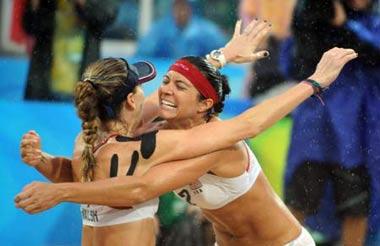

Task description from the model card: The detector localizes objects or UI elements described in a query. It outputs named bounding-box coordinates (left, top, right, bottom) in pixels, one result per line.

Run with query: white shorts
left=284, top=227, right=315, bottom=246
left=214, top=227, right=315, bottom=246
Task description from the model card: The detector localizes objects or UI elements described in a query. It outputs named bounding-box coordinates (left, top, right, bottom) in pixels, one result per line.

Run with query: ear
left=197, top=98, right=214, bottom=113
left=125, top=92, right=136, bottom=110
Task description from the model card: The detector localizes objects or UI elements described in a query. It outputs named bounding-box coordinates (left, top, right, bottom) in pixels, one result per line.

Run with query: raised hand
left=309, top=47, right=358, bottom=88
left=223, top=19, right=271, bottom=64
left=20, top=130, right=45, bottom=167
left=15, top=181, right=63, bottom=214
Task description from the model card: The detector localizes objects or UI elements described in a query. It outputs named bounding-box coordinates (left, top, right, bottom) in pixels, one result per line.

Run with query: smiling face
left=158, top=70, right=209, bottom=122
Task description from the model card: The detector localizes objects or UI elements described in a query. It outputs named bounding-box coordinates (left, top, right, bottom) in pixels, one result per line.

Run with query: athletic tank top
left=174, top=142, right=261, bottom=210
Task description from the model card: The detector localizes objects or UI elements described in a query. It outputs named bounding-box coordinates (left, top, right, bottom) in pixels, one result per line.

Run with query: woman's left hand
left=223, top=19, right=271, bottom=64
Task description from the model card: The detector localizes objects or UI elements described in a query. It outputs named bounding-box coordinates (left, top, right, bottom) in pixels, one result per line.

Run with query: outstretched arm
left=15, top=150, right=223, bottom=213
left=156, top=47, right=358, bottom=164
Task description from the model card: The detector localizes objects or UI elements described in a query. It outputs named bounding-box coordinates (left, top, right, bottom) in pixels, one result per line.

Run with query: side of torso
left=173, top=141, right=261, bottom=210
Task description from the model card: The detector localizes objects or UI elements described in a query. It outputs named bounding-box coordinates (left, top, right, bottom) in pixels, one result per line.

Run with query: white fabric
left=80, top=198, right=158, bottom=227
left=284, top=227, right=316, bottom=246
left=214, top=227, right=315, bottom=246
left=174, top=142, right=261, bottom=209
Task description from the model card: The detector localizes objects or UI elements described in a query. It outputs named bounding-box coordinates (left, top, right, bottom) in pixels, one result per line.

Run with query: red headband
left=169, top=59, right=219, bottom=103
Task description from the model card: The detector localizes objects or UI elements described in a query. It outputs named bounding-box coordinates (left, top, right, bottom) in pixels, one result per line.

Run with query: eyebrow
left=175, top=80, right=191, bottom=87
left=164, top=75, right=191, bottom=87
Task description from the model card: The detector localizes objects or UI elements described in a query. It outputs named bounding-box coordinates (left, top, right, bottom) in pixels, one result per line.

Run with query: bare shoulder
left=208, top=141, right=248, bottom=177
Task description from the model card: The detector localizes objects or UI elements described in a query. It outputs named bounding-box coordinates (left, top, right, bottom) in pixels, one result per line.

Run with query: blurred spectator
left=136, top=0, right=227, bottom=58
left=156, top=193, right=209, bottom=246
left=201, top=0, right=238, bottom=35
left=240, top=0, right=296, bottom=100
left=22, top=0, right=119, bottom=101
left=284, top=0, right=380, bottom=245
left=104, top=0, right=138, bottom=40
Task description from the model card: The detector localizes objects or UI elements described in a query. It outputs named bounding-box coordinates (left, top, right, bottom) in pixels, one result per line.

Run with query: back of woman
left=72, top=135, right=158, bottom=246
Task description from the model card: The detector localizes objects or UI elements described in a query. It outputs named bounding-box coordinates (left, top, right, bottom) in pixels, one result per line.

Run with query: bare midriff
left=202, top=172, right=302, bottom=246
left=82, top=218, right=156, bottom=246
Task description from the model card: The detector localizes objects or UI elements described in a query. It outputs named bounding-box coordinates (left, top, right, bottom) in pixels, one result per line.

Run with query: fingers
left=233, top=20, right=242, bottom=38
left=23, top=204, right=42, bottom=214
left=249, top=23, right=271, bottom=46
left=341, top=51, right=358, bottom=64
left=14, top=189, right=32, bottom=204
left=242, top=19, right=260, bottom=36
left=15, top=195, right=33, bottom=208
left=250, top=50, right=270, bottom=61
left=22, top=153, right=42, bottom=165
left=15, top=196, right=42, bottom=214
left=247, top=20, right=267, bottom=38
left=334, top=48, right=358, bottom=64
left=28, top=130, right=39, bottom=136
left=20, top=138, right=39, bottom=149
left=339, top=48, right=356, bottom=58
left=14, top=182, right=39, bottom=206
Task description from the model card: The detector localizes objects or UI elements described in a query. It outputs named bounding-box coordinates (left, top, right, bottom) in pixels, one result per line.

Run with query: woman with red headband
left=17, top=20, right=357, bottom=245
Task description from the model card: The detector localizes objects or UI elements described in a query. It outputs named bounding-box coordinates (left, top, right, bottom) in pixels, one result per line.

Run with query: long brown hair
left=74, top=58, right=130, bottom=182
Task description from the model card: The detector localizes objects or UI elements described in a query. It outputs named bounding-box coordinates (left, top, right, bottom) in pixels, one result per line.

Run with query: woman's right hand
left=308, top=47, right=358, bottom=88
left=20, top=130, right=44, bottom=167
left=223, top=19, right=271, bottom=64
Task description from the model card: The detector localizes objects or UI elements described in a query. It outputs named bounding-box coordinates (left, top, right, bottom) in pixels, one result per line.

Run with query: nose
left=160, top=82, right=174, bottom=95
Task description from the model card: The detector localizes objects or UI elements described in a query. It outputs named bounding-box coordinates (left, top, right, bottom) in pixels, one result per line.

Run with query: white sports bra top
left=80, top=198, right=159, bottom=227
left=174, top=142, right=261, bottom=210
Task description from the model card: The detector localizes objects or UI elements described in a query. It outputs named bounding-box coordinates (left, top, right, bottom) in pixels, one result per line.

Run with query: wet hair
left=181, top=56, right=231, bottom=119
left=74, top=58, right=133, bottom=182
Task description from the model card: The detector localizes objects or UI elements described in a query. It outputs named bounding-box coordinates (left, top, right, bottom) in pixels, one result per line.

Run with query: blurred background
left=0, top=0, right=379, bottom=245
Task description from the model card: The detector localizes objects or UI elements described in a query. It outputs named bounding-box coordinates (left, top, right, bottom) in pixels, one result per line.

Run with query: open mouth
left=160, top=99, right=177, bottom=109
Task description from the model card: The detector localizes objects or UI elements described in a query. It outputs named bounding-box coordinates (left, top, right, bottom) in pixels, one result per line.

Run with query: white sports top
left=174, top=142, right=261, bottom=210
left=80, top=198, right=159, bottom=227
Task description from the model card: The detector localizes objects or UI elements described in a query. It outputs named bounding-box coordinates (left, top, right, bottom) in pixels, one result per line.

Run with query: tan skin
left=69, top=81, right=281, bottom=246
left=149, top=71, right=301, bottom=245
left=16, top=45, right=357, bottom=245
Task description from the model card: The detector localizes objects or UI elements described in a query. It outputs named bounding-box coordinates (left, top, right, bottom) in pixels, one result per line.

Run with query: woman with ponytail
left=18, top=19, right=357, bottom=245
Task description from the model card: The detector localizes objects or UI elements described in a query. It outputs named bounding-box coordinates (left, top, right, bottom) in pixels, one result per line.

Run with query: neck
left=166, top=116, right=206, bottom=130
left=102, top=120, right=136, bottom=137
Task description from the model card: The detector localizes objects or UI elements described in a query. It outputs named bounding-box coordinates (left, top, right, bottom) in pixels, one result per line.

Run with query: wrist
left=208, top=49, right=227, bottom=68
left=206, top=55, right=222, bottom=69
left=221, top=47, right=234, bottom=64
left=35, top=152, right=52, bottom=168
left=302, top=78, right=327, bottom=105
left=304, top=78, right=324, bottom=94
left=57, top=183, right=74, bottom=202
